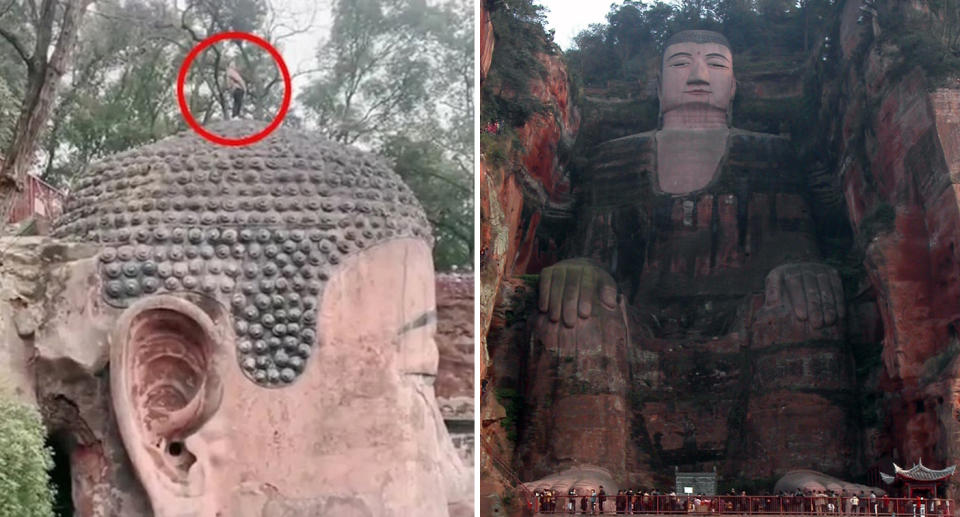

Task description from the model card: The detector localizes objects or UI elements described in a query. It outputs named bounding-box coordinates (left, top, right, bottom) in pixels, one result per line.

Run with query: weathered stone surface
left=774, top=470, right=883, bottom=495
left=482, top=28, right=865, bottom=504
left=479, top=9, right=579, bottom=504
left=1, top=121, right=471, bottom=516
left=829, top=0, right=960, bottom=497
left=436, top=273, right=473, bottom=401
left=54, top=121, right=432, bottom=388
left=524, top=465, right=618, bottom=495
left=480, top=3, right=494, bottom=83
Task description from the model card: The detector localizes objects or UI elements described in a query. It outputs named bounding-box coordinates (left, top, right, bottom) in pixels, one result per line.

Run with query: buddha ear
left=110, top=295, right=226, bottom=505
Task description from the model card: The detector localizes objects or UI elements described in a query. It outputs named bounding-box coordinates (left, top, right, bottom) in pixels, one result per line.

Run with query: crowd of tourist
left=530, top=487, right=951, bottom=516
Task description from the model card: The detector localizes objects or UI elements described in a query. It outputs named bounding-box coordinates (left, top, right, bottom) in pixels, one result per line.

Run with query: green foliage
left=481, top=0, right=552, bottom=129
left=382, top=135, right=472, bottom=271
left=518, top=274, right=540, bottom=288
left=564, top=0, right=835, bottom=88
left=0, top=394, right=55, bottom=517
left=480, top=132, right=509, bottom=167
left=35, top=0, right=290, bottom=187
left=878, top=0, right=960, bottom=86
left=301, top=0, right=440, bottom=145
left=495, top=387, right=525, bottom=443
left=303, top=0, right=474, bottom=270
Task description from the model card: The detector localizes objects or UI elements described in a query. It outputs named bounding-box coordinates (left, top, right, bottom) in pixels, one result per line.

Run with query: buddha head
left=51, top=121, right=469, bottom=516
left=658, top=30, right=736, bottom=127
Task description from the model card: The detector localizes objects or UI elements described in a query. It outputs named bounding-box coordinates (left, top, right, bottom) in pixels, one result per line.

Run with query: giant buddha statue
left=521, top=31, right=856, bottom=488
left=24, top=121, right=471, bottom=516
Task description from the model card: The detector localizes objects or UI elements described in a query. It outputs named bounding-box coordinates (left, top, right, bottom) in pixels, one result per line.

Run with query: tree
left=0, top=0, right=93, bottom=228
left=41, top=0, right=186, bottom=186
left=299, top=0, right=441, bottom=146
left=36, top=0, right=311, bottom=188
left=383, top=136, right=472, bottom=270
left=301, top=0, right=474, bottom=270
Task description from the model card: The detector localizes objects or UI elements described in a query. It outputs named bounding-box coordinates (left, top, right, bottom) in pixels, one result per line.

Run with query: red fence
left=8, top=174, right=65, bottom=224
left=531, top=495, right=954, bottom=516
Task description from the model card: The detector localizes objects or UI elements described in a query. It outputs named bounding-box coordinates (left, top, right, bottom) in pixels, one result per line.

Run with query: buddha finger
left=804, top=270, right=824, bottom=329
left=549, top=267, right=567, bottom=323
left=539, top=267, right=556, bottom=313
left=562, top=267, right=581, bottom=328
left=537, top=313, right=561, bottom=351
left=784, top=270, right=808, bottom=321
left=817, top=272, right=837, bottom=326
left=764, top=268, right=783, bottom=307
left=830, top=269, right=846, bottom=320
left=578, top=266, right=596, bottom=319
left=598, top=273, right=618, bottom=309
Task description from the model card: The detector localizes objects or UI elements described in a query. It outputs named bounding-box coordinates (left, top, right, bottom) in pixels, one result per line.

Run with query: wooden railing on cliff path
left=481, top=431, right=535, bottom=510
left=530, top=495, right=955, bottom=516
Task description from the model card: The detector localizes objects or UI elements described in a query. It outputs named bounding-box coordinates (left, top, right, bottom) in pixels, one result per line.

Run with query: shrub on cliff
left=0, top=394, right=56, bottom=517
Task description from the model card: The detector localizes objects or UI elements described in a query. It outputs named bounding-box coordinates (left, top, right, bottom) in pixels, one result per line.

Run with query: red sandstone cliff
left=479, top=2, right=579, bottom=513
left=831, top=0, right=960, bottom=496
left=478, top=13, right=579, bottom=375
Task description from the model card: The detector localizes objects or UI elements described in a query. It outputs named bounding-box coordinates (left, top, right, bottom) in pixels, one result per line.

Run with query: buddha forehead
left=662, top=30, right=732, bottom=65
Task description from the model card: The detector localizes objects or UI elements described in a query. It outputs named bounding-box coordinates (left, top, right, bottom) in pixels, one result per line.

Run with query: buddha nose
left=688, top=59, right=709, bottom=84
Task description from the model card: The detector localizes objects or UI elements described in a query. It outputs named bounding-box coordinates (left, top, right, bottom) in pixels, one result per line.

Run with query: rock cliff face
left=827, top=0, right=960, bottom=495
left=478, top=2, right=579, bottom=512
left=482, top=0, right=960, bottom=502
left=479, top=36, right=579, bottom=351
left=436, top=273, right=476, bottom=466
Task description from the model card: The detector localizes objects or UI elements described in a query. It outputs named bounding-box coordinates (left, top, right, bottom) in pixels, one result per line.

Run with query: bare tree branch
left=0, top=0, right=17, bottom=18
left=0, top=24, right=33, bottom=69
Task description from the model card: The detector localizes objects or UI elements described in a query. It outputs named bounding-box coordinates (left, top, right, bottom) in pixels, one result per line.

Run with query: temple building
left=880, top=460, right=957, bottom=498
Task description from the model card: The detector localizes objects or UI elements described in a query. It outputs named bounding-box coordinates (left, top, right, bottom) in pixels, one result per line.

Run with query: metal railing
left=530, top=495, right=953, bottom=516
left=8, top=174, right=65, bottom=224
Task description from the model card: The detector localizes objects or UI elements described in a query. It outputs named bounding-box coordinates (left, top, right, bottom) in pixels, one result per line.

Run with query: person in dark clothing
left=226, top=60, right=246, bottom=119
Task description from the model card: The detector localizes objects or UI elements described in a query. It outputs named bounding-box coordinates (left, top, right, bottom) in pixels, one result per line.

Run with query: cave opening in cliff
left=47, top=431, right=75, bottom=517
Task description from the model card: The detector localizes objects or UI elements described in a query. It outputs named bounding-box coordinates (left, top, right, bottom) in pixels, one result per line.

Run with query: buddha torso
left=571, top=129, right=820, bottom=336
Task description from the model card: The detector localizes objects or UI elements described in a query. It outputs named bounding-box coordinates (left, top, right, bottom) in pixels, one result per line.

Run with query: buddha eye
left=671, top=61, right=689, bottom=67
left=708, top=62, right=727, bottom=69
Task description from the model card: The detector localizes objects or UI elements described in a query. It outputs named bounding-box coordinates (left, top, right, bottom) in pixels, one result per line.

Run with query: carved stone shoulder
left=582, top=131, right=656, bottom=209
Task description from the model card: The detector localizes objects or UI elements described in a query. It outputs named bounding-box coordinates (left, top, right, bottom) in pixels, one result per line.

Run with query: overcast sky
left=542, top=0, right=615, bottom=51
left=261, top=0, right=333, bottom=118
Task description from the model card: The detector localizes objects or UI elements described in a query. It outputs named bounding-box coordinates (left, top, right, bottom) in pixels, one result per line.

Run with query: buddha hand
left=763, top=262, right=846, bottom=328
left=537, top=258, right=618, bottom=328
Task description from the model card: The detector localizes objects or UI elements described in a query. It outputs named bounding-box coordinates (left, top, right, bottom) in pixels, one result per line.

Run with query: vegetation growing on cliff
left=495, top=387, right=526, bottom=443
left=481, top=0, right=554, bottom=129
left=565, top=0, right=837, bottom=88
left=877, top=0, right=960, bottom=86
left=0, top=393, right=55, bottom=517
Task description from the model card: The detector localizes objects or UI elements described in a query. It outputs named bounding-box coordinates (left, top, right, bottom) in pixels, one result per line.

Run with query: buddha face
left=659, top=41, right=736, bottom=117
left=111, top=238, right=459, bottom=517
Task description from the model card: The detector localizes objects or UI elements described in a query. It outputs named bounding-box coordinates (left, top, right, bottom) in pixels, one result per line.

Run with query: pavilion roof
left=880, top=459, right=956, bottom=483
